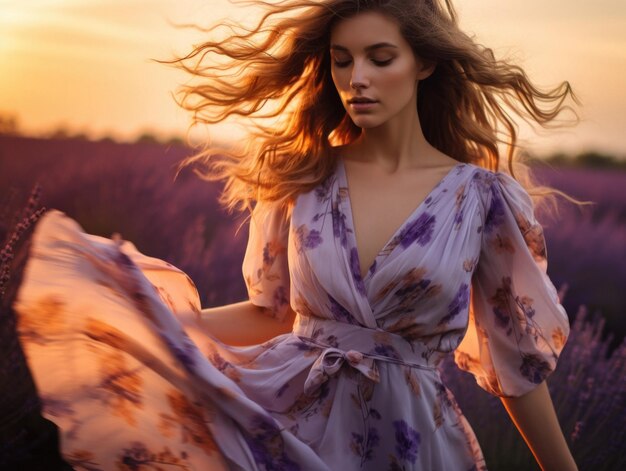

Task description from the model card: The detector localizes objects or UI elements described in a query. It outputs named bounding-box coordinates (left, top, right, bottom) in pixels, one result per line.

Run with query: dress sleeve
left=241, top=200, right=291, bottom=322
left=454, top=171, right=570, bottom=398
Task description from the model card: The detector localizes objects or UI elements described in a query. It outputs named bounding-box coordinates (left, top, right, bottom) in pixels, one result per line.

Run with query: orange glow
left=0, top=0, right=625, bottom=155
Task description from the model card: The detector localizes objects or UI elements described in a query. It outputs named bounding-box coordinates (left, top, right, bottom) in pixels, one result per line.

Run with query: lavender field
left=1, top=135, right=624, bottom=469
left=2, top=135, right=624, bottom=345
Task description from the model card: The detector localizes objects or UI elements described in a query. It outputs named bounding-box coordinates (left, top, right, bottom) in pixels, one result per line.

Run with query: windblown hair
left=162, top=0, right=584, bottom=217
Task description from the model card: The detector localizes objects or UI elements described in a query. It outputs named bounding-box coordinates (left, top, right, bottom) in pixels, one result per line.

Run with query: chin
left=348, top=114, right=386, bottom=129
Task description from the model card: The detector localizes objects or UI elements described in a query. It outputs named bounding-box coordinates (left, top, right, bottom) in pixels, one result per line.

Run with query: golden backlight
left=0, top=0, right=624, bottom=155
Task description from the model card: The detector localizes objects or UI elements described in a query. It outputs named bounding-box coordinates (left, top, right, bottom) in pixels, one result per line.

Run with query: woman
left=8, top=0, right=579, bottom=469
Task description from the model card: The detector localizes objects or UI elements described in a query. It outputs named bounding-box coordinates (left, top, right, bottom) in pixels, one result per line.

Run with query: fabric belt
left=291, top=313, right=446, bottom=396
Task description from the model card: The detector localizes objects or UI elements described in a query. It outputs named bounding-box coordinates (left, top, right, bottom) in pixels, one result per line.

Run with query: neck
left=349, top=96, right=435, bottom=172
left=345, top=85, right=451, bottom=172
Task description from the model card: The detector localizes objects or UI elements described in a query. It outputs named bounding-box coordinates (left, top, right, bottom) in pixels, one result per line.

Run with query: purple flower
left=120, top=442, right=150, bottom=468
left=349, top=247, right=367, bottom=296
left=273, top=286, right=289, bottom=310
left=490, top=276, right=514, bottom=331
left=350, top=427, right=380, bottom=462
left=399, top=212, right=436, bottom=248
left=243, top=415, right=301, bottom=471
left=395, top=278, right=432, bottom=298
left=250, top=414, right=281, bottom=440
left=208, top=349, right=231, bottom=372
left=262, top=243, right=276, bottom=266
left=454, top=210, right=464, bottom=227
left=439, top=283, right=470, bottom=325
left=372, top=343, right=401, bottom=360
left=332, top=200, right=349, bottom=248
left=493, top=306, right=511, bottom=331
left=484, top=185, right=505, bottom=233
left=304, top=229, right=323, bottom=249
left=328, top=294, right=358, bottom=325
left=314, top=177, right=333, bottom=201
left=392, top=419, right=421, bottom=464
left=520, top=353, right=552, bottom=384
left=164, top=336, right=196, bottom=371
left=294, top=225, right=323, bottom=252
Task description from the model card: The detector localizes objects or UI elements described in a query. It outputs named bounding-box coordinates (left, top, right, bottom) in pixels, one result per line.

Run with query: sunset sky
left=1, top=0, right=625, bottom=157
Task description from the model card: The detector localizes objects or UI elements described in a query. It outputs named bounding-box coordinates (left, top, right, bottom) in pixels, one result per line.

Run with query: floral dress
left=14, top=160, right=570, bottom=470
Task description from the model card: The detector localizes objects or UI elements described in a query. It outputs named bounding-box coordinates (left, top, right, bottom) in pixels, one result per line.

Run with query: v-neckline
left=337, top=158, right=464, bottom=282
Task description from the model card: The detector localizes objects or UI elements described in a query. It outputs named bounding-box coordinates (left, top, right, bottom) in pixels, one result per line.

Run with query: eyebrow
left=330, top=42, right=398, bottom=52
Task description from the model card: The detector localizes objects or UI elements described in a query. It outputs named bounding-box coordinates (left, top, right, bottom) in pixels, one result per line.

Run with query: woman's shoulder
left=455, top=161, right=490, bottom=192
left=464, top=163, right=528, bottom=194
left=462, top=164, right=537, bottom=225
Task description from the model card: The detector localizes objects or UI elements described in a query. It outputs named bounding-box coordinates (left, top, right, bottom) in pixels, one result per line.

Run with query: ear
left=416, top=58, right=437, bottom=81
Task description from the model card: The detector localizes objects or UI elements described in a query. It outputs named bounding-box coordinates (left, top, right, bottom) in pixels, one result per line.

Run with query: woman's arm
left=186, top=300, right=296, bottom=346
left=500, top=381, right=578, bottom=471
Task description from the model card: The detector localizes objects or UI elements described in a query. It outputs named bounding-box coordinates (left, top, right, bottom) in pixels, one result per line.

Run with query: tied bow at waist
left=292, top=314, right=445, bottom=396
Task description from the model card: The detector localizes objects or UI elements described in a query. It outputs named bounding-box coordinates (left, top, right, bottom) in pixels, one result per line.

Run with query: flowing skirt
left=13, top=210, right=331, bottom=470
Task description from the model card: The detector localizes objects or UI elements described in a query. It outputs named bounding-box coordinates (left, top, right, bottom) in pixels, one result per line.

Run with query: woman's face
left=329, top=11, right=434, bottom=129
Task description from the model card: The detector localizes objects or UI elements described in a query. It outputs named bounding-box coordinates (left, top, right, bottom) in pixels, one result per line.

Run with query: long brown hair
left=160, top=0, right=584, bottom=217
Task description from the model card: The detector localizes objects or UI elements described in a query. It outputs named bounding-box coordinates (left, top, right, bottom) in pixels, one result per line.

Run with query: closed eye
left=332, top=58, right=394, bottom=68
left=333, top=60, right=352, bottom=68
left=372, top=58, right=393, bottom=66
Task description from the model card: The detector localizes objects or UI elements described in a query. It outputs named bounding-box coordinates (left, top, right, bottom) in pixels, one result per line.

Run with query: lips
left=348, top=97, right=377, bottom=104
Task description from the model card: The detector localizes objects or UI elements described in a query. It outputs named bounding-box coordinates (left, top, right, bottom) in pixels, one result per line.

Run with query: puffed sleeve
left=454, top=170, right=570, bottom=398
left=241, top=200, right=291, bottom=321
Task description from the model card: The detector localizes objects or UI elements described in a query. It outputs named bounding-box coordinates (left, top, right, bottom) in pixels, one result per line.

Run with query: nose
left=350, top=59, right=369, bottom=90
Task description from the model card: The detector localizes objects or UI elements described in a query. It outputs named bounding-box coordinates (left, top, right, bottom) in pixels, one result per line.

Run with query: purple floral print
left=243, top=415, right=301, bottom=471
left=119, top=441, right=156, bottom=468
left=520, top=353, right=553, bottom=384
left=164, top=335, right=196, bottom=371
left=315, top=178, right=334, bottom=202
left=14, top=163, right=569, bottom=470
left=273, top=285, right=289, bottom=311
left=332, top=199, right=350, bottom=248
left=484, top=185, right=506, bottom=234
left=328, top=294, right=358, bottom=325
left=384, top=268, right=442, bottom=315
left=398, top=212, right=437, bottom=248
left=350, top=427, right=380, bottom=463
left=349, top=247, right=367, bottom=295
left=439, top=283, right=470, bottom=325
left=263, top=242, right=276, bottom=266
left=295, top=225, right=323, bottom=252
left=392, top=419, right=421, bottom=464
left=372, top=343, right=402, bottom=360
left=489, top=276, right=515, bottom=331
